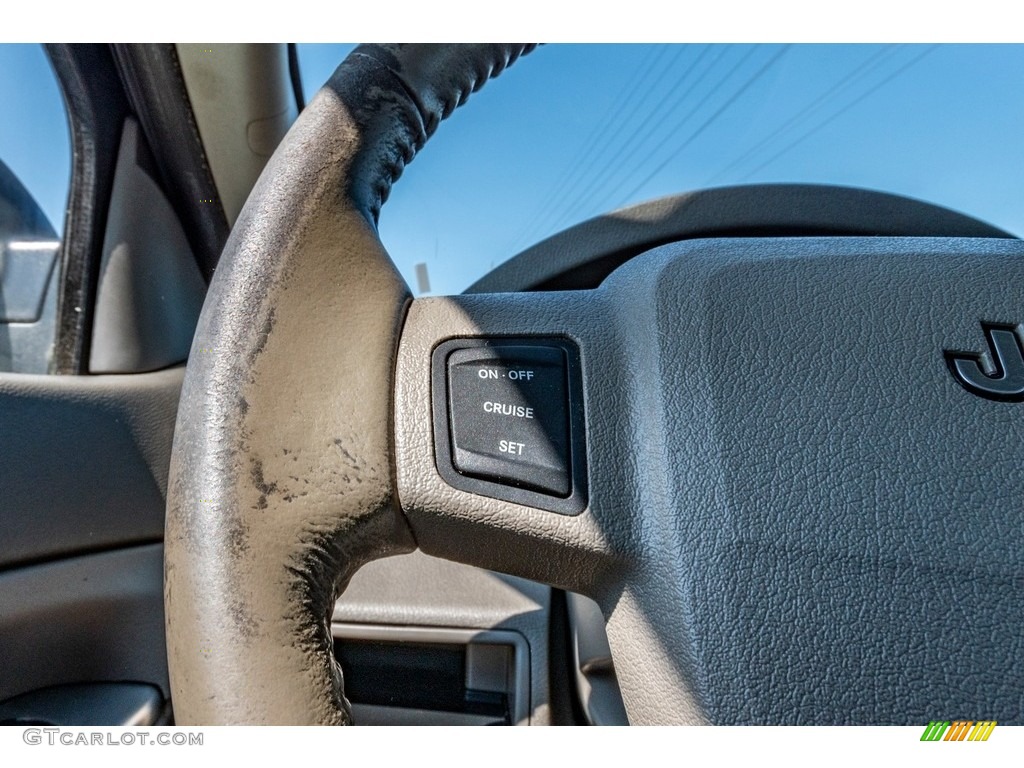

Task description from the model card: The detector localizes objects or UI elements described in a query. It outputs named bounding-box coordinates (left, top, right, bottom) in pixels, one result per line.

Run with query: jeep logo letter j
left=944, top=322, right=1024, bottom=401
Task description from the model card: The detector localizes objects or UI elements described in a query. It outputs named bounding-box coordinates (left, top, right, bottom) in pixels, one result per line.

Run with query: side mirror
left=0, top=158, right=60, bottom=373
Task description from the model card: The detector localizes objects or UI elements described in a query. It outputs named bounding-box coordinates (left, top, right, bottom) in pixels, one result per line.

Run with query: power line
left=738, top=45, right=938, bottom=182
left=505, top=45, right=668, bottom=254
left=511, top=44, right=692, bottom=252
left=610, top=44, right=791, bottom=211
left=540, top=44, right=726, bottom=236
left=537, top=46, right=718, bottom=233
left=704, top=45, right=898, bottom=187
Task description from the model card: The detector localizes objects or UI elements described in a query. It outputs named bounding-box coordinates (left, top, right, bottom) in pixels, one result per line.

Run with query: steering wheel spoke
left=395, top=286, right=720, bottom=723
left=395, top=291, right=630, bottom=591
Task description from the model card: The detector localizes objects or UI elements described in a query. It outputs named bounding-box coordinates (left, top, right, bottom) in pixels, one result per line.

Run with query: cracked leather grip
left=331, top=44, right=537, bottom=221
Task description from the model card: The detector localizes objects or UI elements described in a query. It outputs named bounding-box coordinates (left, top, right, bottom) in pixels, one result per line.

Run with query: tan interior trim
left=176, top=44, right=298, bottom=226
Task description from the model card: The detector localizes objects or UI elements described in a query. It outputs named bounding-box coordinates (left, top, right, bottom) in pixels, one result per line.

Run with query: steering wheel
left=165, top=44, right=1024, bottom=724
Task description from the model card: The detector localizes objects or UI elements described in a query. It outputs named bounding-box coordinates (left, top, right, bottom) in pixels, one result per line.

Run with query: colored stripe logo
left=920, top=720, right=997, bottom=742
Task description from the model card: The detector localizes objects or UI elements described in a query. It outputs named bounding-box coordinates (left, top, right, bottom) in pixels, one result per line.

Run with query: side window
left=0, top=44, right=71, bottom=374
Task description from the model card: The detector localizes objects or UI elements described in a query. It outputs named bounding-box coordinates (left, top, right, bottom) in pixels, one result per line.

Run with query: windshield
left=298, top=44, right=1024, bottom=295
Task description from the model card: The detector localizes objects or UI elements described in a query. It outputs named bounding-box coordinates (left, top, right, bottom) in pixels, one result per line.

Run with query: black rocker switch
left=447, top=345, right=570, bottom=496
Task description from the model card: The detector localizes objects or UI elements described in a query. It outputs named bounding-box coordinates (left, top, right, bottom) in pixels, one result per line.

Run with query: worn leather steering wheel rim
left=166, top=44, right=1024, bottom=725
left=166, top=44, right=536, bottom=724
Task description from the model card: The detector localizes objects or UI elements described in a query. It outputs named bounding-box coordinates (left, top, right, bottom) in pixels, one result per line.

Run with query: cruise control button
left=447, top=346, right=570, bottom=496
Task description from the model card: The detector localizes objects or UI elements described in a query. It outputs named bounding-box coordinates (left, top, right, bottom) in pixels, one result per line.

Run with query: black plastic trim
left=431, top=337, right=588, bottom=515
left=288, top=43, right=306, bottom=112
left=469, top=184, right=1017, bottom=294
left=0, top=682, right=165, bottom=727
left=111, top=44, right=228, bottom=282
left=45, top=45, right=131, bottom=374
left=548, top=589, right=589, bottom=725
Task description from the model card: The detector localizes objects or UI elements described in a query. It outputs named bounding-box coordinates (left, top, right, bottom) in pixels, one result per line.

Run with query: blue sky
left=0, top=44, right=70, bottom=236
left=297, top=44, right=1024, bottom=295
left=4, top=44, right=1024, bottom=297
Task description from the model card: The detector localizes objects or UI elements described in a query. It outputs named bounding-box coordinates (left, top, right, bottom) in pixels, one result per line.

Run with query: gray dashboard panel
left=469, top=185, right=1014, bottom=293
left=335, top=550, right=552, bottom=723
left=0, top=544, right=167, bottom=703
left=336, top=550, right=549, bottom=629
left=89, top=118, right=206, bottom=375
left=0, top=367, right=182, bottom=569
